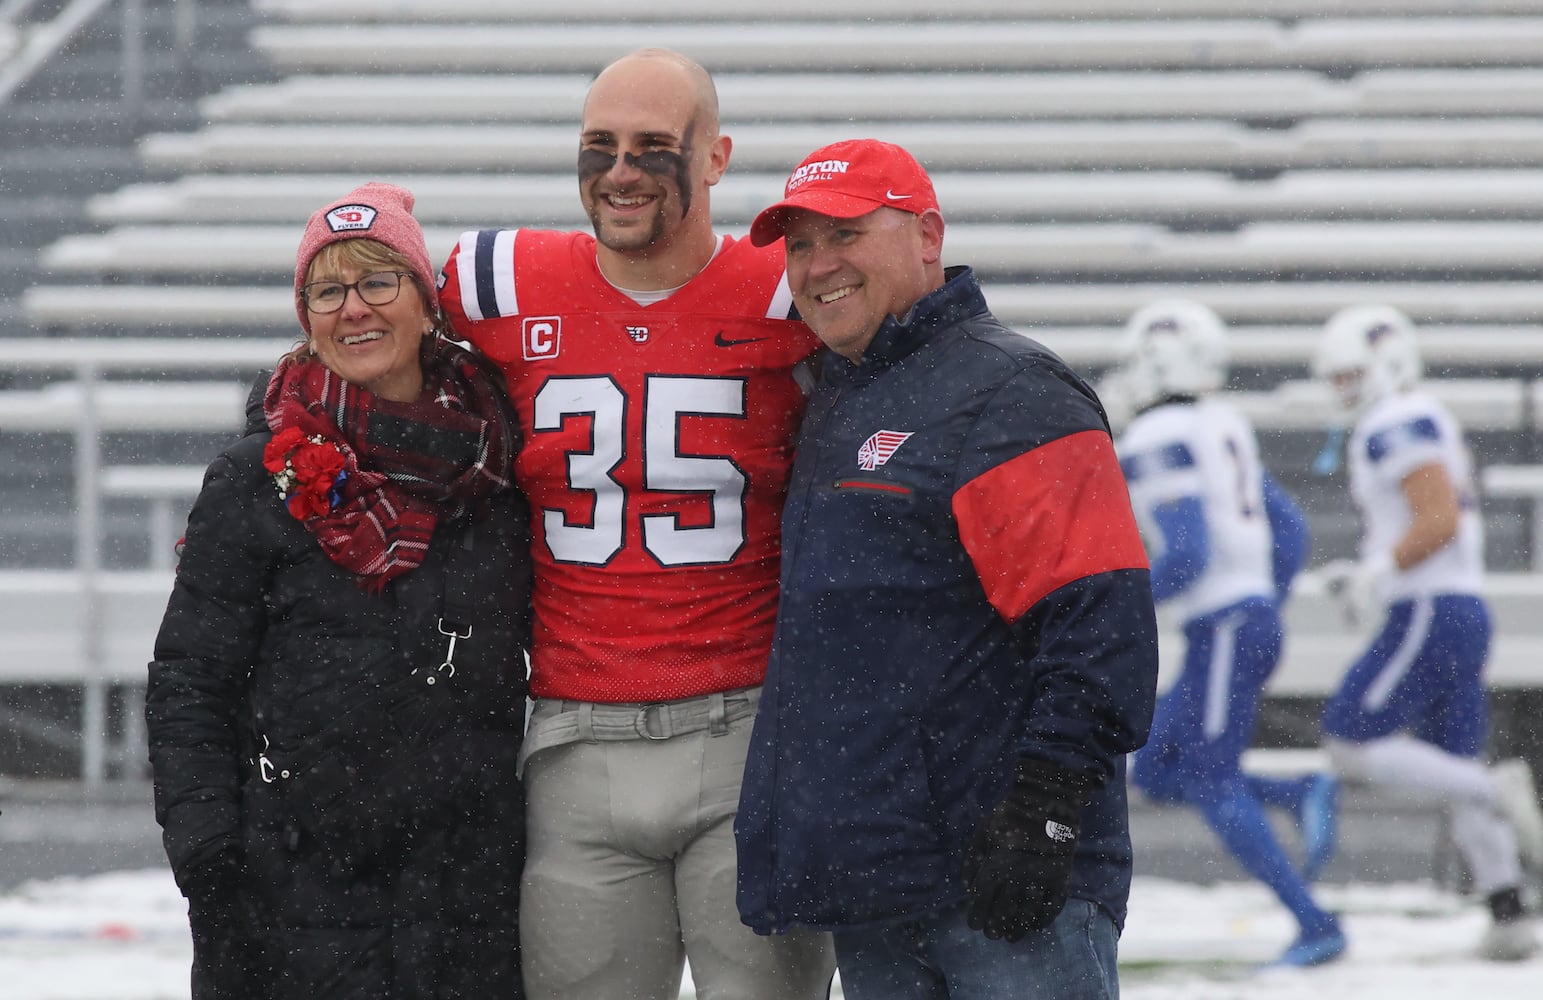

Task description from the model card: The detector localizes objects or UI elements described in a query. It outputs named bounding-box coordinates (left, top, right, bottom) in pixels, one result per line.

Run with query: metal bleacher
left=13, top=0, right=1543, bottom=782
left=23, top=3, right=1543, bottom=356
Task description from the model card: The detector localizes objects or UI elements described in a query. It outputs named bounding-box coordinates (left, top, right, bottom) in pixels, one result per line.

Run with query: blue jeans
left=832, top=898, right=1119, bottom=1000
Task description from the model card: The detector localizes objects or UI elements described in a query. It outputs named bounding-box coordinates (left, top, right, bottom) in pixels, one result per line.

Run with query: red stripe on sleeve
left=953, top=429, right=1149, bottom=622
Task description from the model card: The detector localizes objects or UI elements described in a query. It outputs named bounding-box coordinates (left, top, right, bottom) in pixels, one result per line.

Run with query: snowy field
left=0, top=869, right=1538, bottom=999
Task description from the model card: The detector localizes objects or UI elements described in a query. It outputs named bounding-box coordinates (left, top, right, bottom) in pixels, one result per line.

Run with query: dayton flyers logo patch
left=857, top=430, right=913, bottom=471
left=324, top=204, right=377, bottom=232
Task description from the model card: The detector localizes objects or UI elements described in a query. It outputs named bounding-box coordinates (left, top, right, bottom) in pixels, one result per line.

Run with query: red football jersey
left=440, top=229, right=819, bottom=702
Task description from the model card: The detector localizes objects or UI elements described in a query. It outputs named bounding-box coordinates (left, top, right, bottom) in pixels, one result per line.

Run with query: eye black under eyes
left=578, top=148, right=688, bottom=180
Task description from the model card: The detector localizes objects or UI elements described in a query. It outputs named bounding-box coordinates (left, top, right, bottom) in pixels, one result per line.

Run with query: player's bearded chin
left=578, top=147, right=693, bottom=248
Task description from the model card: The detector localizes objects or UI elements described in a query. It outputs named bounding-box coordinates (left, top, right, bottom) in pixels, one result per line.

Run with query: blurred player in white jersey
left=1117, top=300, right=1346, bottom=967
left=1313, top=304, right=1542, bottom=962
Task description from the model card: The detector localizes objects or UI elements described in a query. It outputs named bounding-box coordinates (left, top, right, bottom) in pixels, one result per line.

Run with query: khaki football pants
left=520, top=689, right=835, bottom=1000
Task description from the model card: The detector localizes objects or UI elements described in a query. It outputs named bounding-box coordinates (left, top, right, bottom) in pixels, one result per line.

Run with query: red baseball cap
left=749, top=138, right=940, bottom=246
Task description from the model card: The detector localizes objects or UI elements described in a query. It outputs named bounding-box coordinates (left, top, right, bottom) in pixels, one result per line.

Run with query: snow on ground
left=0, top=869, right=1538, bottom=999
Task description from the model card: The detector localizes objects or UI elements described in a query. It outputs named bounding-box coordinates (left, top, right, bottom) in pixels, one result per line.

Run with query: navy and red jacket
left=735, top=267, right=1159, bottom=934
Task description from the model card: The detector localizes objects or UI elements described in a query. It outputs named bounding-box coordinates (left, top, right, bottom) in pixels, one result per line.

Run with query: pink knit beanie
left=293, top=181, right=438, bottom=332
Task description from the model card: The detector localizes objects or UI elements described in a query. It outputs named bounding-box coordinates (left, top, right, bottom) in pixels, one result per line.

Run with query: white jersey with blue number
left=1118, top=398, right=1273, bottom=622
left=1348, top=390, right=1484, bottom=601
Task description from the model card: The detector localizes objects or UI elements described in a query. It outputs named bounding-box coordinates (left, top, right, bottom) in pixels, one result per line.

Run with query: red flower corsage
left=262, top=426, right=348, bottom=519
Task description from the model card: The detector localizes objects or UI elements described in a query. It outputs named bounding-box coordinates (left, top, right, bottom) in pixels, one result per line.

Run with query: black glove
left=182, top=851, right=263, bottom=1000
left=963, top=757, right=1090, bottom=942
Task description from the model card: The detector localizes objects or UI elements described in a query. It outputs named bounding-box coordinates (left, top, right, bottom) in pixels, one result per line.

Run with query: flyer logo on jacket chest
left=857, top=430, right=913, bottom=471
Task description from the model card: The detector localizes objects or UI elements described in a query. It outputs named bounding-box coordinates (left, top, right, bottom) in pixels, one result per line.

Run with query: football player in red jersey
left=438, top=48, right=834, bottom=1000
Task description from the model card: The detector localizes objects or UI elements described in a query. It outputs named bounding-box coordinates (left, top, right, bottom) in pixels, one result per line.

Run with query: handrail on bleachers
left=0, top=0, right=113, bottom=106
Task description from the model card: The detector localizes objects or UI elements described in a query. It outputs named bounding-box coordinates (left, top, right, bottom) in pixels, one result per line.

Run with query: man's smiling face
left=577, top=60, right=711, bottom=257
left=781, top=207, right=942, bottom=362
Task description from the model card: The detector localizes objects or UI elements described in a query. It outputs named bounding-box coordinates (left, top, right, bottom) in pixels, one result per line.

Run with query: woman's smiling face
left=302, top=241, right=430, bottom=402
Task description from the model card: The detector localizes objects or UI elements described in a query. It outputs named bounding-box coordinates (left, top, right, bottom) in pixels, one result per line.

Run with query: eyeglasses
left=301, top=271, right=413, bottom=314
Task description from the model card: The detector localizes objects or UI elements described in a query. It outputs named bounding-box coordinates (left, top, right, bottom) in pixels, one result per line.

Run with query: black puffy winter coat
left=147, top=395, right=531, bottom=1000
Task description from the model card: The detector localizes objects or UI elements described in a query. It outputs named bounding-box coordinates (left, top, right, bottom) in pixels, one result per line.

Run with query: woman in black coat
left=147, top=182, right=530, bottom=1000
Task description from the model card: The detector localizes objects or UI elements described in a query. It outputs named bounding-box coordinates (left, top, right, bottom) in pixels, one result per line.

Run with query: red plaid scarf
left=263, top=343, right=515, bottom=589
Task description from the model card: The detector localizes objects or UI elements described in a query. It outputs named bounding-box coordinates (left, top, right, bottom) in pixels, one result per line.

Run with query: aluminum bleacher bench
left=1290, top=117, right=1543, bottom=167
left=91, top=172, right=668, bottom=225
left=48, top=222, right=1193, bottom=276
left=1288, top=17, right=1543, bottom=68
left=1220, top=379, right=1527, bottom=432
left=98, top=171, right=1244, bottom=228
left=1031, top=327, right=1543, bottom=372
left=136, top=118, right=1543, bottom=174
left=968, top=221, right=1543, bottom=276
left=252, top=0, right=1543, bottom=21
left=142, top=121, right=1253, bottom=173
left=257, top=0, right=1224, bottom=19
left=0, top=336, right=290, bottom=372
left=0, top=380, right=246, bottom=433
left=201, top=71, right=1346, bottom=124
left=1242, top=168, right=1543, bottom=220
left=3, top=563, right=1535, bottom=702
left=1482, top=464, right=1543, bottom=571
left=197, top=69, right=1543, bottom=126
left=22, top=285, right=291, bottom=329
left=978, top=282, right=1543, bottom=326
left=245, top=17, right=1543, bottom=74
left=10, top=553, right=1509, bottom=698
left=1482, top=464, right=1543, bottom=500
left=42, top=220, right=1543, bottom=280
left=27, top=281, right=1543, bottom=335
left=1356, top=67, right=1543, bottom=116
left=247, top=21, right=1287, bottom=74
left=0, top=570, right=171, bottom=686
left=88, top=169, right=1543, bottom=229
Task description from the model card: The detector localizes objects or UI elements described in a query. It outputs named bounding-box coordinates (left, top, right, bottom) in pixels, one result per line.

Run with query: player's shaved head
left=586, top=48, right=720, bottom=140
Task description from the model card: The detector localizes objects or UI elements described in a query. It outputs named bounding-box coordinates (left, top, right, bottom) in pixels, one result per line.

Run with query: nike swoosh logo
left=714, top=332, right=768, bottom=347
left=885, top=190, right=913, bottom=201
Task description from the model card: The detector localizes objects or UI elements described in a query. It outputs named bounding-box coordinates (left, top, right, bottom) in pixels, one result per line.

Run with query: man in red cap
left=734, top=138, right=1160, bottom=999
left=437, top=48, right=833, bottom=1000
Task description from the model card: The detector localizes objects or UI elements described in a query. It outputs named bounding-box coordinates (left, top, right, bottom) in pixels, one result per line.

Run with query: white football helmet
left=1312, top=304, right=1421, bottom=413
left=1118, top=299, right=1229, bottom=409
